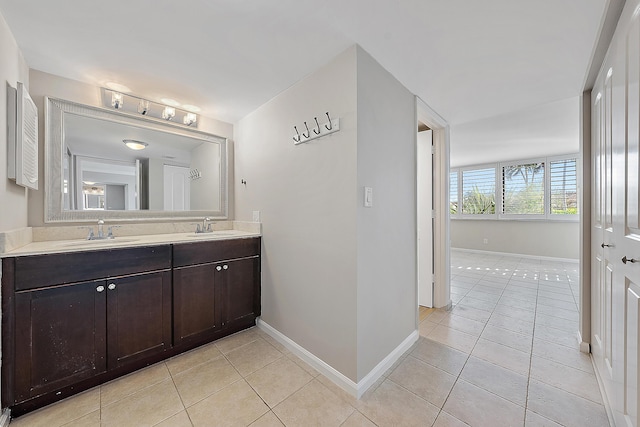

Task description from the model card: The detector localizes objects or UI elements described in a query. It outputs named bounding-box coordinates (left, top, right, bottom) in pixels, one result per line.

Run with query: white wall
left=235, top=46, right=359, bottom=379
left=451, top=219, right=579, bottom=259
left=0, top=13, right=29, bottom=232
left=449, top=96, right=581, bottom=260
left=450, top=96, right=580, bottom=167
left=355, top=48, right=417, bottom=380
left=27, top=70, right=235, bottom=226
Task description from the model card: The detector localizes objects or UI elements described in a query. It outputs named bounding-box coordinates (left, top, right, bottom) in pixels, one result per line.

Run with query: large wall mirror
left=45, top=97, right=228, bottom=222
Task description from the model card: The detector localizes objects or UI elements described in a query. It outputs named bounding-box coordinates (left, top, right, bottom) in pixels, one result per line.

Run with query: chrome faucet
left=80, top=219, right=118, bottom=240
left=196, top=217, right=213, bottom=233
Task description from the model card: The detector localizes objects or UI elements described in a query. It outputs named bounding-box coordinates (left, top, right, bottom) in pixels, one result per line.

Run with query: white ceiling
left=0, top=1, right=607, bottom=143
left=450, top=96, right=580, bottom=167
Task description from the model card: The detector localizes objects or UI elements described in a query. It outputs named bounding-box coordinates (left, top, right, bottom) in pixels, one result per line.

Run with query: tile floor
left=10, top=249, right=609, bottom=427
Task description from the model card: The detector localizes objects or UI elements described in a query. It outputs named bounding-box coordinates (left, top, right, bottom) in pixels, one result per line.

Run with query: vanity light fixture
left=137, top=100, right=149, bottom=115
left=101, top=88, right=200, bottom=128
left=123, top=139, right=149, bottom=150
left=162, top=106, right=176, bottom=121
left=111, top=92, right=123, bottom=109
left=183, top=113, right=197, bottom=126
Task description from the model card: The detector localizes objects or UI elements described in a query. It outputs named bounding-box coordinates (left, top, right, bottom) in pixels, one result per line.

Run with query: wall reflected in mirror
left=60, top=113, right=222, bottom=212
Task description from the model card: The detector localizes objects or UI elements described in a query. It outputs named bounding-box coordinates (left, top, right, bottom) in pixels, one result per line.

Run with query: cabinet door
left=14, top=281, right=107, bottom=402
left=173, top=264, right=219, bottom=344
left=106, top=271, right=172, bottom=368
left=218, top=257, right=260, bottom=327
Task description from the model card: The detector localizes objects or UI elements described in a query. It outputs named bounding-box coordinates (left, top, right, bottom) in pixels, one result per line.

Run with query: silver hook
left=302, top=121, right=310, bottom=139
left=325, top=112, right=333, bottom=130
left=313, top=117, right=321, bottom=135
left=293, top=126, right=301, bottom=142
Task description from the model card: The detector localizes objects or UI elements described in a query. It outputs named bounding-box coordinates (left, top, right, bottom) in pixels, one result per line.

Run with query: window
left=450, top=154, right=578, bottom=220
left=450, top=171, right=458, bottom=214
left=550, top=158, right=578, bottom=214
left=502, top=162, right=545, bottom=215
left=462, top=167, right=495, bottom=214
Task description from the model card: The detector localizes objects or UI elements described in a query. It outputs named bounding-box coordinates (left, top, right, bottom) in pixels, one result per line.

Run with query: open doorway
left=417, top=125, right=433, bottom=308
left=416, top=97, right=451, bottom=321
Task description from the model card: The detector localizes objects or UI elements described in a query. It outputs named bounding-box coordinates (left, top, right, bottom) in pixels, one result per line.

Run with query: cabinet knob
left=622, top=256, right=637, bottom=264
left=96, top=285, right=105, bottom=293
left=216, top=266, right=222, bottom=271
left=223, top=265, right=229, bottom=270
left=108, top=283, right=116, bottom=290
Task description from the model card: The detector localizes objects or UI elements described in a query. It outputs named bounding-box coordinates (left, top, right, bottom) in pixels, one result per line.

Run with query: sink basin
left=60, top=238, right=140, bottom=248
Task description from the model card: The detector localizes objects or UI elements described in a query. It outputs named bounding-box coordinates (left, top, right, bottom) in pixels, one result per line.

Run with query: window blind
left=462, top=167, right=495, bottom=214
left=450, top=171, right=458, bottom=214
left=550, top=159, right=578, bottom=214
left=502, top=162, right=545, bottom=214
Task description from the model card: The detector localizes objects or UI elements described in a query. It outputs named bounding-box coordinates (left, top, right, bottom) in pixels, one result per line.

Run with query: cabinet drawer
left=173, top=237, right=260, bottom=267
left=14, top=245, right=171, bottom=291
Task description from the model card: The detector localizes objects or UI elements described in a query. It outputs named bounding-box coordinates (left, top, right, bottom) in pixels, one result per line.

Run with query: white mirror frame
left=44, top=97, right=228, bottom=223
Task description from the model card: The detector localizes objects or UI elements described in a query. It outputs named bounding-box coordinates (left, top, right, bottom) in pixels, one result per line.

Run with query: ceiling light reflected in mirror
left=123, top=139, right=148, bottom=150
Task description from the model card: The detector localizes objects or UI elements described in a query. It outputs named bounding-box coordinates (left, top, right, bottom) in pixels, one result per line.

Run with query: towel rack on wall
left=292, top=112, right=340, bottom=145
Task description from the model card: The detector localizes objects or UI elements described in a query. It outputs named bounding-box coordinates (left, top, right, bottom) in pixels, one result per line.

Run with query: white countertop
left=1, top=230, right=261, bottom=257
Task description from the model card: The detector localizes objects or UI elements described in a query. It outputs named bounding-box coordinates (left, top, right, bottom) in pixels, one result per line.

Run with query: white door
left=592, top=3, right=640, bottom=425
left=163, top=165, right=190, bottom=211
left=621, top=12, right=640, bottom=427
left=591, top=62, right=615, bottom=405
left=418, top=130, right=433, bottom=307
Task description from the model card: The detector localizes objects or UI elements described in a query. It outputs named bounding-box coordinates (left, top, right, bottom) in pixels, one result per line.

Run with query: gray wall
left=190, top=142, right=221, bottom=211
left=234, top=45, right=418, bottom=383
left=355, top=48, right=417, bottom=380
left=27, top=70, right=235, bottom=226
left=235, top=46, right=359, bottom=380
left=0, top=13, right=29, bottom=232
left=451, top=219, right=580, bottom=259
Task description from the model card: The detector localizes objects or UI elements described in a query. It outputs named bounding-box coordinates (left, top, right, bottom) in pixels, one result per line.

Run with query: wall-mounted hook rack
left=292, top=112, right=340, bottom=145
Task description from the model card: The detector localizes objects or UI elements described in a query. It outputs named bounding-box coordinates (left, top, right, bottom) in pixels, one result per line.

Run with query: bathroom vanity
left=1, top=233, right=261, bottom=416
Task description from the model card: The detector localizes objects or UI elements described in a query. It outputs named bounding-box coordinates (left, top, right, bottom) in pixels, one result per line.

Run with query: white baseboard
left=257, top=320, right=419, bottom=398
left=452, top=247, right=579, bottom=264
left=577, top=331, right=591, bottom=353
left=591, top=356, right=616, bottom=427
left=0, top=409, right=10, bottom=427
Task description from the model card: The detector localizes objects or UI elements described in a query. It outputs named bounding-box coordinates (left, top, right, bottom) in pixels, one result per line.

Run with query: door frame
left=416, top=97, right=450, bottom=313
left=579, top=91, right=592, bottom=353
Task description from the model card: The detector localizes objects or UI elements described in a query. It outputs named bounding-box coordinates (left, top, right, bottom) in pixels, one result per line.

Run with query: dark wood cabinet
left=106, top=271, right=172, bottom=368
left=2, top=237, right=261, bottom=416
left=218, top=257, right=261, bottom=327
left=173, top=263, right=220, bottom=343
left=12, top=270, right=172, bottom=404
left=14, top=280, right=107, bottom=402
left=173, top=238, right=261, bottom=345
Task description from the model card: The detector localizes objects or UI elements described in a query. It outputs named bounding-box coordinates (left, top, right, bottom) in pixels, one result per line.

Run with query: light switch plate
left=364, top=187, right=373, bottom=207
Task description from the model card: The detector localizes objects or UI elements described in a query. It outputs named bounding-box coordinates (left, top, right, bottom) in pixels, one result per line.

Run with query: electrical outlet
left=252, top=211, right=260, bottom=222
left=483, top=238, right=488, bottom=244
